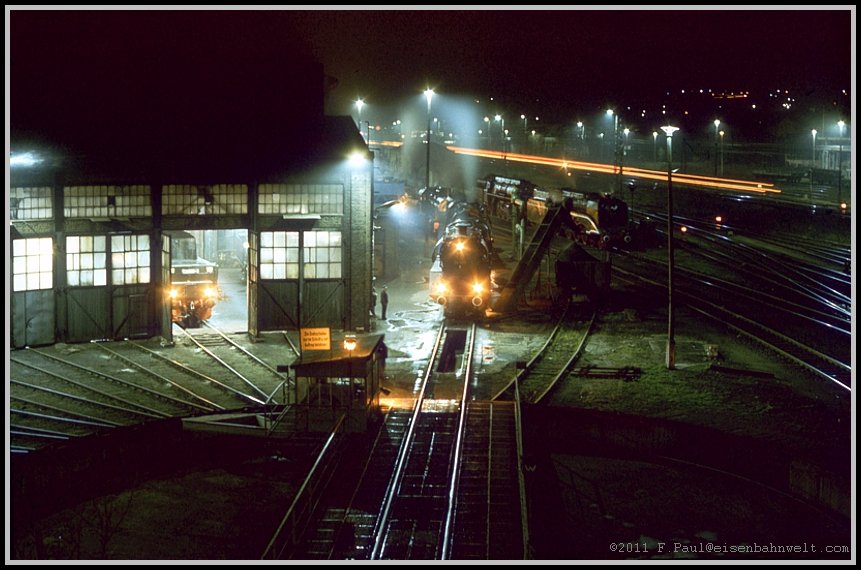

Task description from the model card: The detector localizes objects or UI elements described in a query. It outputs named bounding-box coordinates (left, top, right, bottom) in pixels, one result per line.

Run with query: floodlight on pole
left=661, top=125, right=679, bottom=370
left=424, top=88, right=435, bottom=192
left=713, top=119, right=721, bottom=176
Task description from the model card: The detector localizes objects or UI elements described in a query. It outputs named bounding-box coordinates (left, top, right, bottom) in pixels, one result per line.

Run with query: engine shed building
left=10, top=12, right=374, bottom=348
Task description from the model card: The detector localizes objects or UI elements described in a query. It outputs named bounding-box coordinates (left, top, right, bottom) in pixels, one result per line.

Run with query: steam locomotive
left=166, top=230, right=219, bottom=328
left=480, top=175, right=631, bottom=248
left=424, top=188, right=494, bottom=317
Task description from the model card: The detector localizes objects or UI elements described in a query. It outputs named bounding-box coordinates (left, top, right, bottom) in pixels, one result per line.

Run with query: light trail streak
left=446, top=146, right=782, bottom=194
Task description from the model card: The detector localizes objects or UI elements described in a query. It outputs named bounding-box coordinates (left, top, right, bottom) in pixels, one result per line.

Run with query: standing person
left=380, top=286, right=389, bottom=320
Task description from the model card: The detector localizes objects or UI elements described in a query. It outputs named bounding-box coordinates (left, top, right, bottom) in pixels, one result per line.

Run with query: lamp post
left=719, top=130, right=725, bottom=176
left=483, top=116, right=490, bottom=148
left=355, top=98, right=365, bottom=140
left=344, top=334, right=357, bottom=419
left=521, top=113, right=528, bottom=133
left=836, top=120, right=845, bottom=207
left=713, top=119, right=721, bottom=176
left=661, top=125, right=679, bottom=370
left=810, top=129, right=817, bottom=200
left=653, top=131, right=658, bottom=162
left=361, top=120, right=371, bottom=146
left=425, top=88, right=435, bottom=192
left=622, top=127, right=630, bottom=193
left=495, top=114, right=504, bottom=152
left=607, top=109, right=620, bottom=191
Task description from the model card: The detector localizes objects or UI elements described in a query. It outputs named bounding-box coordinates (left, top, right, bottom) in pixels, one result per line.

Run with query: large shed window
left=67, top=235, right=108, bottom=287
left=259, top=230, right=342, bottom=280
left=258, top=184, right=344, bottom=215
left=304, top=230, right=342, bottom=279
left=64, top=185, right=152, bottom=218
left=12, top=237, right=53, bottom=291
left=11, top=187, right=53, bottom=220
left=111, top=234, right=151, bottom=285
left=260, top=231, right=299, bottom=279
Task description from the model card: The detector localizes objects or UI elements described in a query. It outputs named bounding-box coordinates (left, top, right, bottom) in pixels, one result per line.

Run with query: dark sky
left=9, top=7, right=852, bottom=129
left=287, top=8, right=851, bottom=115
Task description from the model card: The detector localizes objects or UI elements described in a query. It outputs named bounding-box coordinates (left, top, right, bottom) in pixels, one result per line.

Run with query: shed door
left=248, top=231, right=259, bottom=337
left=11, top=237, right=56, bottom=347
left=160, top=234, right=173, bottom=343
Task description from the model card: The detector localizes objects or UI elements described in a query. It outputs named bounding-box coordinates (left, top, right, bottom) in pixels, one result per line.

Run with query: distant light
left=494, top=114, right=502, bottom=122
left=10, top=151, right=43, bottom=168
left=680, top=226, right=688, bottom=233
left=606, top=109, right=614, bottom=116
left=714, top=119, right=721, bottom=128
left=840, top=202, right=847, bottom=210
left=623, top=128, right=630, bottom=136
left=424, top=88, right=435, bottom=105
left=715, top=216, right=722, bottom=223
left=661, top=125, right=679, bottom=138
left=348, top=152, right=367, bottom=167
left=531, top=130, right=536, bottom=136
left=355, top=98, right=365, bottom=113
left=576, top=121, right=583, bottom=128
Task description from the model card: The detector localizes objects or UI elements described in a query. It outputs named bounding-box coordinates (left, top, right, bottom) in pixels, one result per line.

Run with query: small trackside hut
left=291, top=334, right=387, bottom=433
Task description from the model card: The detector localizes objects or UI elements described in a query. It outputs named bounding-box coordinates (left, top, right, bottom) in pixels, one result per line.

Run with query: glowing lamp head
left=661, top=125, right=679, bottom=138
left=348, top=152, right=367, bottom=168
left=343, top=335, right=357, bottom=352
left=471, top=282, right=484, bottom=295
left=454, top=241, right=466, bottom=252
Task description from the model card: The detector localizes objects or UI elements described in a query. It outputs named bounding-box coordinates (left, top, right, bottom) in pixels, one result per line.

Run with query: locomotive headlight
left=169, top=288, right=179, bottom=299
left=471, top=282, right=484, bottom=295
left=435, top=282, right=448, bottom=295
left=455, top=241, right=466, bottom=253
left=204, top=287, right=217, bottom=298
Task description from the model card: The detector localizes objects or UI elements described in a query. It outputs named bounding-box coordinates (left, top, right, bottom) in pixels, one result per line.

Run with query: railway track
left=10, top=345, right=209, bottom=452
left=9, top=323, right=295, bottom=453
left=280, top=320, right=527, bottom=560
left=492, top=302, right=597, bottom=404
left=613, top=266, right=851, bottom=391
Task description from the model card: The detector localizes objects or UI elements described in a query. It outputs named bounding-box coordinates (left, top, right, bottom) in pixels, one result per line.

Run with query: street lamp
left=661, top=125, right=680, bottom=370
left=836, top=120, right=845, bottom=207
left=521, top=113, right=528, bottom=133
left=652, top=131, right=658, bottom=162
left=811, top=129, right=817, bottom=168
left=607, top=109, right=621, bottom=192
left=494, top=114, right=505, bottom=152
left=355, top=98, right=365, bottom=136
left=719, top=130, right=725, bottom=176
left=810, top=129, right=817, bottom=200
left=425, top=88, right=435, bottom=192
left=713, top=119, right=721, bottom=176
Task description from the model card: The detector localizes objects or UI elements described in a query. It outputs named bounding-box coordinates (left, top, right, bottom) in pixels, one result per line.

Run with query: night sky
left=9, top=7, right=852, bottom=133
left=286, top=8, right=851, bottom=115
